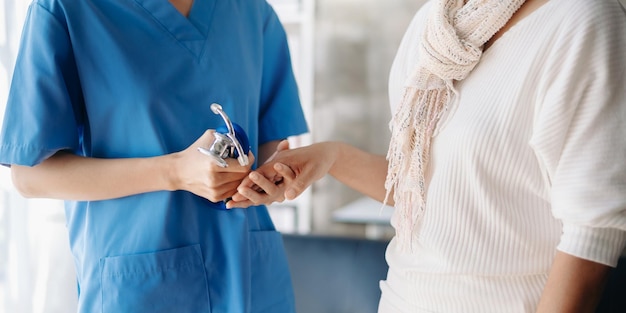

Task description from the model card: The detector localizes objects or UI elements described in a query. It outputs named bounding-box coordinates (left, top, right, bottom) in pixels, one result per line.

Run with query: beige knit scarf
left=384, top=0, right=526, bottom=251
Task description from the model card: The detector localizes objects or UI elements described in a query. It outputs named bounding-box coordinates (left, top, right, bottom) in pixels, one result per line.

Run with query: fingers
left=229, top=192, right=248, bottom=203
left=203, top=179, right=242, bottom=203
left=276, top=139, right=290, bottom=152
left=273, top=162, right=308, bottom=200
left=235, top=188, right=283, bottom=208
left=235, top=171, right=284, bottom=204
left=227, top=162, right=297, bottom=208
left=237, top=160, right=279, bottom=190
left=225, top=197, right=255, bottom=209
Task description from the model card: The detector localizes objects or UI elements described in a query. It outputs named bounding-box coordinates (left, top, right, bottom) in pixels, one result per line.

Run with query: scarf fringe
left=385, top=87, right=449, bottom=252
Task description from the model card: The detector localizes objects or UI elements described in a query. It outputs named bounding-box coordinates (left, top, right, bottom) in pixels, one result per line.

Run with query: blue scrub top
left=0, top=0, right=308, bottom=312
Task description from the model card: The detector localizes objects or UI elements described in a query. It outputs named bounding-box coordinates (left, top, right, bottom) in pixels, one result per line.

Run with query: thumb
left=276, top=139, right=290, bottom=152
left=195, top=129, right=216, bottom=147
left=274, top=162, right=312, bottom=201
left=284, top=178, right=308, bottom=200
left=264, top=139, right=290, bottom=164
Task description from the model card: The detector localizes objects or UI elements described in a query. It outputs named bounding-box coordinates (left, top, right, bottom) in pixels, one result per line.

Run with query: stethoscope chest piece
left=198, top=103, right=250, bottom=168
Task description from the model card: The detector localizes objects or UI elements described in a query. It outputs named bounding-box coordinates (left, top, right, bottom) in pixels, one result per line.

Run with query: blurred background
left=2, top=0, right=625, bottom=312
left=267, top=0, right=425, bottom=240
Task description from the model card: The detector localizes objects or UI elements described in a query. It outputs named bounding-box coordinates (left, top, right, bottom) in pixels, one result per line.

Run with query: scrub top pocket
left=249, top=231, right=296, bottom=313
left=100, top=244, right=210, bottom=313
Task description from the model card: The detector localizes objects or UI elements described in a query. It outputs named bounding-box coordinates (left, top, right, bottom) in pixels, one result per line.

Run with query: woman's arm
left=536, top=251, right=612, bottom=313
left=323, top=142, right=390, bottom=203
left=11, top=130, right=254, bottom=202
left=228, top=141, right=390, bottom=208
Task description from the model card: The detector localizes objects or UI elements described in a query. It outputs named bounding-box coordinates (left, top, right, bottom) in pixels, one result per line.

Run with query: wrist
left=161, top=153, right=180, bottom=191
left=327, top=141, right=345, bottom=175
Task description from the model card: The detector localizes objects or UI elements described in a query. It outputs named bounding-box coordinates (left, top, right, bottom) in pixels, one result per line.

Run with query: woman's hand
left=171, top=130, right=255, bottom=202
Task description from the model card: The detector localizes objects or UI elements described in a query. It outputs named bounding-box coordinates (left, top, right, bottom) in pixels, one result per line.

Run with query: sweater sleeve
left=530, top=1, right=626, bottom=267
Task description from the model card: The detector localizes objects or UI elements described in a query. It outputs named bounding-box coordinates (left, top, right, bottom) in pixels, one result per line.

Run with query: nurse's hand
left=227, top=161, right=297, bottom=208
left=171, top=130, right=255, bottom=202
left=227, top=140, right=294, bottom=208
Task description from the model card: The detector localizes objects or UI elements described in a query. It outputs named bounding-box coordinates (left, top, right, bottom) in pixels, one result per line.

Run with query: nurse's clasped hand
left=174, top=129, right=256, bottom=203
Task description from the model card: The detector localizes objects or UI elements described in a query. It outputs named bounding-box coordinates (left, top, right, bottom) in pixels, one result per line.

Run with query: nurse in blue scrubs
left=0, top=0, right=308, bottom=312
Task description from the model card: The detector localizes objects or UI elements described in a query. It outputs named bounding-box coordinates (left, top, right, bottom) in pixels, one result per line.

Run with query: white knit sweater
left=381, top=0, right=626, bottom=312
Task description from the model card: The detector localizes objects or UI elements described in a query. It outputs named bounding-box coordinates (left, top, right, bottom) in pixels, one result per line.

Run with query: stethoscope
left=197, top=103, right=250, bottom=168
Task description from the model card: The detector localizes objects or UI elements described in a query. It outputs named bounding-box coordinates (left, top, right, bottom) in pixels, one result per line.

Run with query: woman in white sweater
left=231, top=0, right=626, bottom=312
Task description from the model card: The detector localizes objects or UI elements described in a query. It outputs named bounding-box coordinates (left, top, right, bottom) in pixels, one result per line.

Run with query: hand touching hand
left=227, top=139, right=294, bottom=208
left=227, top=161, right=297, bottom=208
left=229, top=142, right=339, bottom=208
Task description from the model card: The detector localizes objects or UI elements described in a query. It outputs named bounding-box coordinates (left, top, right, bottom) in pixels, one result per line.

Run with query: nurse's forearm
left=11, top=151, right=175, bottom=201
left=257, top=140, right=283, bottom=165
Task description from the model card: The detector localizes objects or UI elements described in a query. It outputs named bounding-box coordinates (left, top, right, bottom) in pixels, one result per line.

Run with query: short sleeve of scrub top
left=0, top=2, right=85, bottom=166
